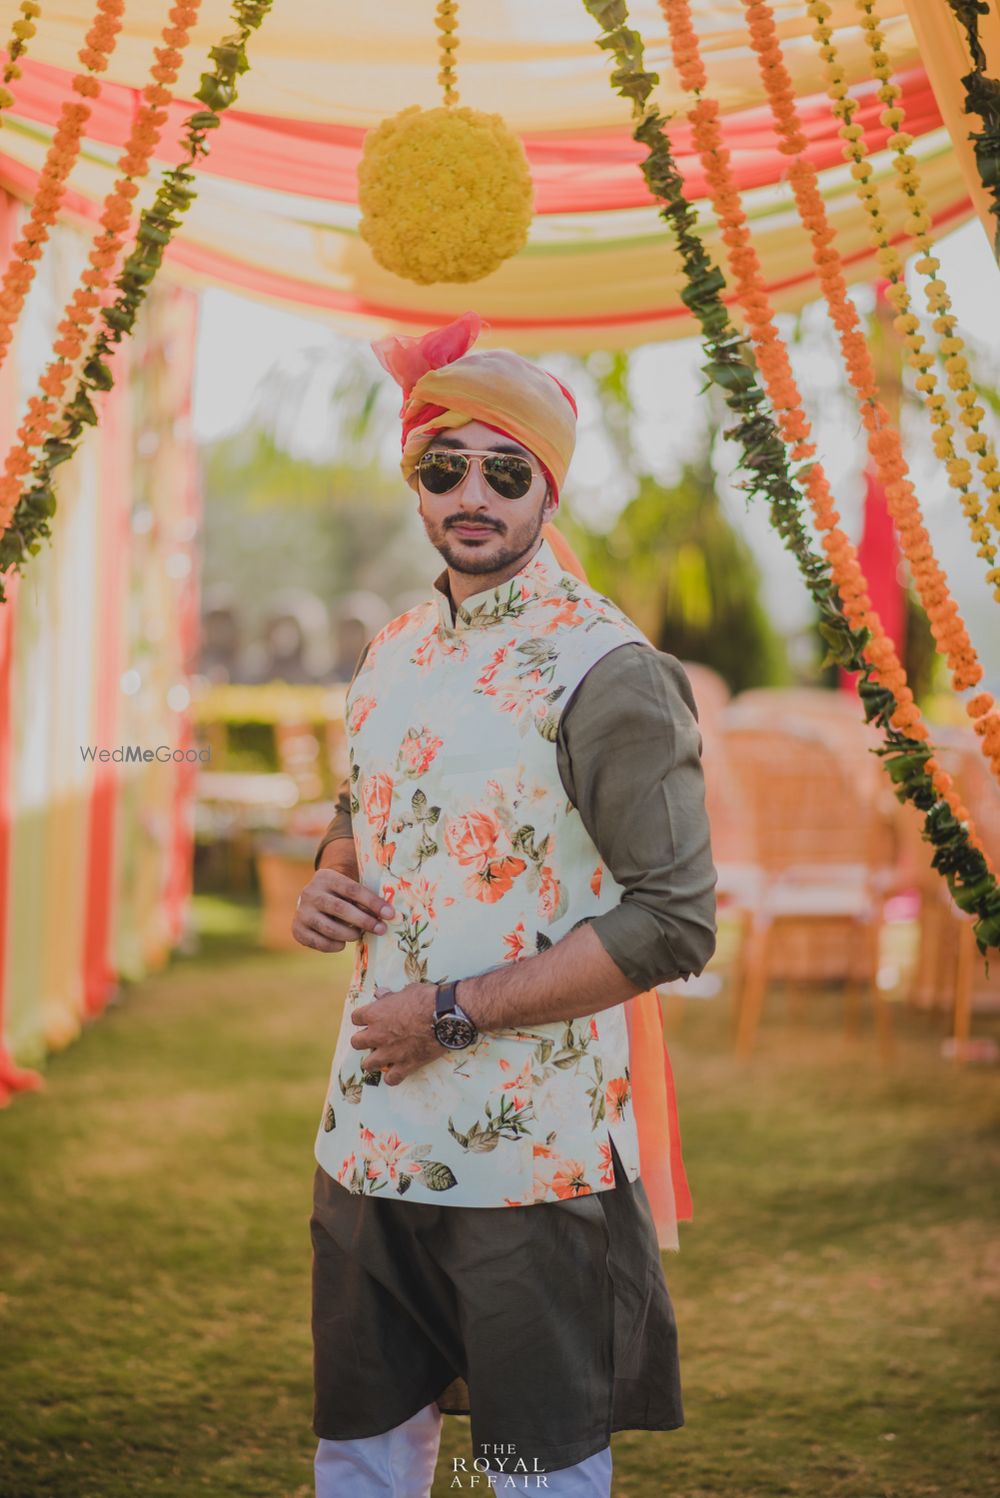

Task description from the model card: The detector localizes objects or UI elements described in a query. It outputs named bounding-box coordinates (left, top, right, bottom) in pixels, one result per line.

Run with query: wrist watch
left=432, top=980, right=479, bottom=1050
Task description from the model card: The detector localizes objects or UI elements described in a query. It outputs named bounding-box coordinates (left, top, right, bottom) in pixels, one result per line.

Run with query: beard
left=420, top=497, right=547, bottom=577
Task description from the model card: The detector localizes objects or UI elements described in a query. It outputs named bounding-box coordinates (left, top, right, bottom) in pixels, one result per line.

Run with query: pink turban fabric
left=372, top=312, right=578, bottom=500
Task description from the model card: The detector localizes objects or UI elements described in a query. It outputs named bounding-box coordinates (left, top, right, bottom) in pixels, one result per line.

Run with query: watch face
left=434, top=1014, right=477, bottom=1050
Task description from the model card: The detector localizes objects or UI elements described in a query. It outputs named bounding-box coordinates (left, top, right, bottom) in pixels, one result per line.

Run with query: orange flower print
left=598, top=1140, right=614, bottom=1187
left=362, top=1131, right=427, bottom=1187
left=464, top=855, right=527, bottom=903
left=605, top=1076, right=631, bottom=1122
left=361, top=773, right=393, bottom=834
left=590, top=862, right=603, bottom=897
left=476, top=640, right=515, bottom=690
left=335, top=1152, right=357, bottom=1186
left=444, top=808, right=502, bottom=867
left=535, top=596, right=581, bottom=634
left=502, top=920, right=527, bottom=961
left=396, top=726, right=443, bottom=778
left=482, top=670, right=552, bottom=721
left=347, top=694, right=377, bottom=734
left=494, top=1057, right=532, bottom=1111
left=538, top=864, right=563, bottom=921
left=412, top=628, right=468, bottom=670
left=548, top=1159, right=592, bottom=1199
left=396, top=874, right=438, bottom=924
left=362, top=773, right=396, bottom=866
left=589, top=1017, right=599, bottom=1041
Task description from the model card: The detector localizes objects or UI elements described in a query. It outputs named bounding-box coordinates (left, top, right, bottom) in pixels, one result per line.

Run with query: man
left=293, top=312, right=717, bottom=1497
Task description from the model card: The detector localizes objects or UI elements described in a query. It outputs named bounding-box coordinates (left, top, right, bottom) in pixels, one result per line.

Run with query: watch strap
left=435, top=980, right=459, bottom=1019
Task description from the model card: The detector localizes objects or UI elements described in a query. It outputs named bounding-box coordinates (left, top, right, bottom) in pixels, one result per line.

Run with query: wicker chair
left=898, top=729, right=1000, bottom=1053
left=721, top=721, right=895, bottom=1062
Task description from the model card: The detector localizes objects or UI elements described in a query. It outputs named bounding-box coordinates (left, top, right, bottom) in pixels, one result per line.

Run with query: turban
left=371, top=312, right=578, bottom=500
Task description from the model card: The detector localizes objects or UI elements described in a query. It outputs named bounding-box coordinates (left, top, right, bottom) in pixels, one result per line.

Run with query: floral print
left=315, top=539, right=649, bottom=1207
left=395, top=726, right=443, bottom=779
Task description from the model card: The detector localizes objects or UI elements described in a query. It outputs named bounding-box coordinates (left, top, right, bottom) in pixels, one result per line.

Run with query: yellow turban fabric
left=372, top=312, right=578, bottom=499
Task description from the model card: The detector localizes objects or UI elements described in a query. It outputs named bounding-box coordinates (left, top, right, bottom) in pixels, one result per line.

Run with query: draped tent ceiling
left=0, top=0, right=985, bottom=349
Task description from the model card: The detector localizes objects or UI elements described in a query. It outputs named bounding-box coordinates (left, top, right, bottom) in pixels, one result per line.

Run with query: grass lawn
left=1, top=896, right=998, bottom=1497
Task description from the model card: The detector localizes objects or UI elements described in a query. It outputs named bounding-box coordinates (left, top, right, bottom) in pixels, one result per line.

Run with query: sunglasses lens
left=418, top=453, right=468, bottom=494
left=483, top=455, right=534, bottom=499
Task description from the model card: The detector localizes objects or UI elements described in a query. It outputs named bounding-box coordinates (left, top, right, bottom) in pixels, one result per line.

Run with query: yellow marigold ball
left=357, top=104, right=533, bottom=285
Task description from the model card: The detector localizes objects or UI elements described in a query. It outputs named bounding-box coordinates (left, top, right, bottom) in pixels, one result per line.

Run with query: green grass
left=1, top=901, right=998, bottom=1497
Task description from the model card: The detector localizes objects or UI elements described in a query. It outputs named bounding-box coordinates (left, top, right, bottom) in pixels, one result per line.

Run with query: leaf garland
left=583, top=0, right=1000, bottom=954
left=0, top=0, right=275, bottom=600
left=945, top=0, right=1000, bottom=261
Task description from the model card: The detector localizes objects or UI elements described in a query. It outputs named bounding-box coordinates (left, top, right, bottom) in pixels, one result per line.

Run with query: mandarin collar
left=432, top=538, right=563, bottom=634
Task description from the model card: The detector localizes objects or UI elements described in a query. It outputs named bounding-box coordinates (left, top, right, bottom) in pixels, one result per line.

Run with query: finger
left=311, top=893, right=393, bottom=937
left=291, top=922, right=346, bottom=954
left=311, top=910, right=375, bottom=943
left=313, top=872, right=396, bottom=924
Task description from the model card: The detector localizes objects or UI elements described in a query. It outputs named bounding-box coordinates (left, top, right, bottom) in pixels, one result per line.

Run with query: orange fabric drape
left=904, top=0, right=1000, bottom=254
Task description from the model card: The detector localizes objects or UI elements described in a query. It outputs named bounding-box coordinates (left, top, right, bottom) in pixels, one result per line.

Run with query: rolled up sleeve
left=557, top=642, right=718, bottom=990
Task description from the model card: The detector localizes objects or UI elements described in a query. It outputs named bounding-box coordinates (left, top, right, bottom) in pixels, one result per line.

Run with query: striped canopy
left=0, top=0, right=987, bottom=347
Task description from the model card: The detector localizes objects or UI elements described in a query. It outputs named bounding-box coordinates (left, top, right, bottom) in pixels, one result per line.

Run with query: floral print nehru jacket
left=315, top=539, right=653, bottom=1208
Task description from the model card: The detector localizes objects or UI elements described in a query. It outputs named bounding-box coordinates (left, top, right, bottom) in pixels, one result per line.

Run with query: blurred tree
left=198, top=340, right=430, bottom=660
left=560, top=352, right=788, bottom=692
left=561, top=454, right=787, bottom=692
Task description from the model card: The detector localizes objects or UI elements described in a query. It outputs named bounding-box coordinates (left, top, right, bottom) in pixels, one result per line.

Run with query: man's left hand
left=350, top=982, right=443, bottom=1085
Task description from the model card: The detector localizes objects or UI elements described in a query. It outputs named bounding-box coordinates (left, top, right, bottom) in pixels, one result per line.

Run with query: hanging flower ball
left=357, top=104, right=533, bottom=285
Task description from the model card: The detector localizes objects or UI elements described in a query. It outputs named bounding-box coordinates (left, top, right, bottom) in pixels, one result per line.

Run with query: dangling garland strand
left=0, top=1, right=42, bottom=111
left=944, top=0, right=1000, bottom=262
left=0, top=0, right=125, bottom=372
left=0, top=1, right=202, bottom=539
left=0, top=0, right=275, bottom=600
left=657, top=0, right=989, bottom=856
left=582, top=0, right=1000, bottom=954
left=802, top=0, right=1000, bottom=596
left=858, top=0, right=1000, bottom=563
left=739, top=0, right=1000, bottom=789
left=435, top=0, right=460, bottom=107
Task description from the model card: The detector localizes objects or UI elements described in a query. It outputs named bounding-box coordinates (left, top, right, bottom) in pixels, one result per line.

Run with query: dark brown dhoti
left=309, top=1136, right=683, bottom=1475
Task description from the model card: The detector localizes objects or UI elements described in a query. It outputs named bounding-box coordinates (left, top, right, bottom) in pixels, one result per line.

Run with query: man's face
left=415, top=419, right=558, bottom=577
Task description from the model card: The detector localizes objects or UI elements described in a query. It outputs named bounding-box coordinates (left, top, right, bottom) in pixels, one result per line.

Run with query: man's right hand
left=292, top=844, right=396, bottom=953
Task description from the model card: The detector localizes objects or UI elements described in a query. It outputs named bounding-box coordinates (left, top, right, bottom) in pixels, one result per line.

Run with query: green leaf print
left=323, top=1103, right=336, bottom=1132
left=361, top=1068, right=382, bottom=1087
left=338, top=1073, right=364, bottom=1104
left=535, top=714, right=560, bottom=743
left=422, top=1160, right=459, bottom=1191
left=397, top=1173, right=412, bottom=1196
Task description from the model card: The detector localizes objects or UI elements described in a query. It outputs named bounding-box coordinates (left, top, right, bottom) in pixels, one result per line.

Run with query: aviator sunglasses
left=416, top=448, right=537, bottom=501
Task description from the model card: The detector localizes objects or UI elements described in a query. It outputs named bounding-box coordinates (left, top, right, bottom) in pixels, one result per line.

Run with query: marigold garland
left=435, top=0, right=460, bottom=107
left=805, top=0, right=1000, bottom=593
left=808, top=0, right=1000, bottom=584
left=0, top=0, right=124, bottom=373
left=0, top=0, right=276, bottom=597
left=0, top=0, right=42, bottom=112
left=583, top=0, right=1000, bottom=952
left=739, top=0, right=1000, bottom=789
left=657, top=0, right=983, bottom=838
left=0, top=3, right=202, bottom=538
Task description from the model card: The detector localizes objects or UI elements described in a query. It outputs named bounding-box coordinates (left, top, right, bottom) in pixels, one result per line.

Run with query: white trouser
left=314, top=1401, right=613, bottom=1497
